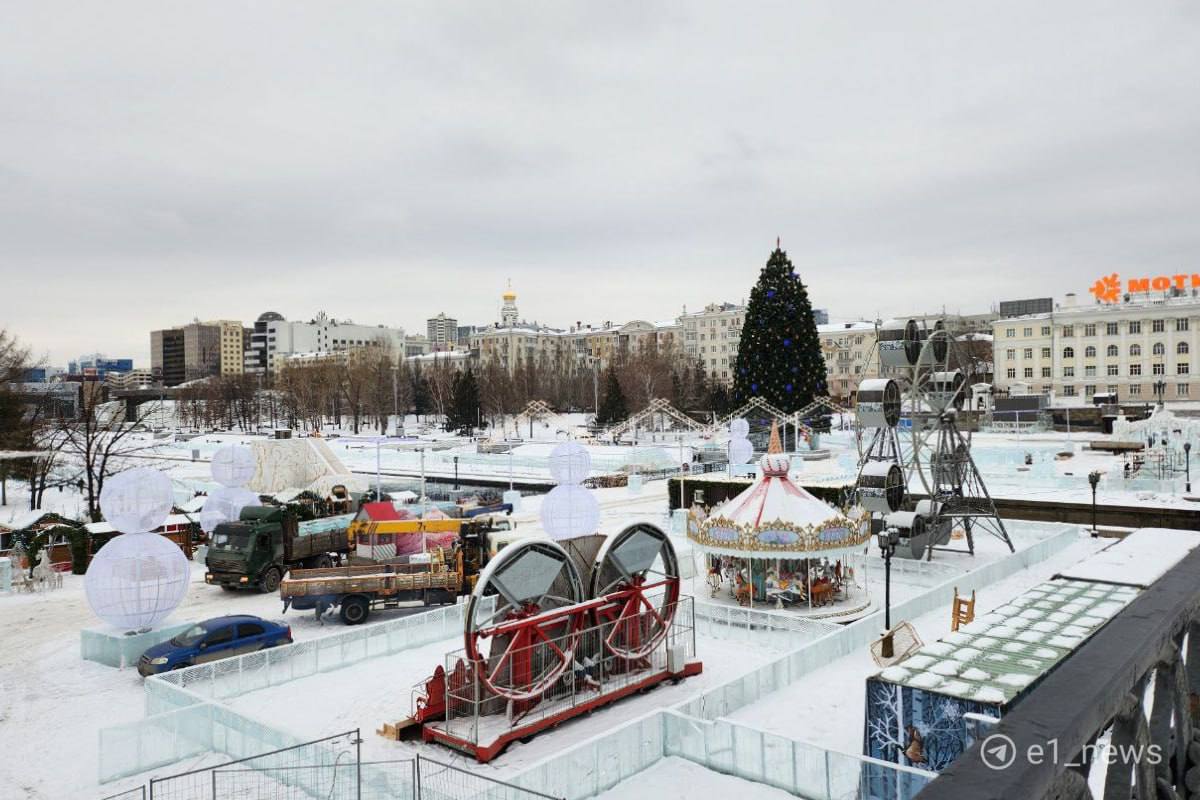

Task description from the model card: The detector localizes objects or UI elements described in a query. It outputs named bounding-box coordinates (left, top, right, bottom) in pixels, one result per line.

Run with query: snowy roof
left=84, top=513, right=199, bottom=534
left=1055, top=528, right=1200, bottom=588
left=0, top=509, right=73, bottom=532
left=817, top=321, right=875, bottom=334
left=875, top=578, right=1139, bottom=704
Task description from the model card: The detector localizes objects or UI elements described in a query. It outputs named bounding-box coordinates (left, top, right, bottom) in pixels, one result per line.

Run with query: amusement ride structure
left=385, top=522, right=701, bottom=762
left=855, top=318, right=1014, bottom=559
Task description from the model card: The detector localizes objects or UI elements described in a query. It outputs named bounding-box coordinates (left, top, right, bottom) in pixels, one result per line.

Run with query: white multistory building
left=244, top=311, right=406, bottom=376
left=992, top=292, right=1200, bottom=402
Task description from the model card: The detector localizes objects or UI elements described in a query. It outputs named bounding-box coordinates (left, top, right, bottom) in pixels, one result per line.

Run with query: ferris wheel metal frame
left=855, top=319, right=1013, bottom=558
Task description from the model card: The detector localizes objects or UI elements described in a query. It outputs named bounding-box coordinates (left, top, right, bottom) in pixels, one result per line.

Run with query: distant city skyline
left=3, top=2, right=1197, bottom=366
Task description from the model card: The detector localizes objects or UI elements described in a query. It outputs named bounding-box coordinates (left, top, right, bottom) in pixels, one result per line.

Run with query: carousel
left=688, top=422, right=873, bottom=620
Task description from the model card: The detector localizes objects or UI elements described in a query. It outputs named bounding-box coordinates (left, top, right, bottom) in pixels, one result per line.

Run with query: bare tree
left=57, top=385, right=166, bottom=522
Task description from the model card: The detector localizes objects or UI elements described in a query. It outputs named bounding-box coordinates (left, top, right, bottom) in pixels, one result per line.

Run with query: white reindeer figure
left=32, top=543, right=59, bottom=591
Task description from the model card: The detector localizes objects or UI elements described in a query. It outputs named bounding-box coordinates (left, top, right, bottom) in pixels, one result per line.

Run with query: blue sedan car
left=138, top=615, right=292, bottom=676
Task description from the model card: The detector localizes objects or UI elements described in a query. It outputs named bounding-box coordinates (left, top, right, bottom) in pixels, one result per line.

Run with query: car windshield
left=170, top=624, right=210, bottom=646
left=212, top=528, right=251, bottom=550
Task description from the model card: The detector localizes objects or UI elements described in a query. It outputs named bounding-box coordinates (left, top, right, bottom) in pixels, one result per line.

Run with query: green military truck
left=205, top=507, right=357, bottom=593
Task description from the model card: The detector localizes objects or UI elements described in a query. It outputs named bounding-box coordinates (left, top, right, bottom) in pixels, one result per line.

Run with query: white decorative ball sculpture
left=730, top=418, right=750, bottom=438
left=547, top=441, right=592, bottom=485
left=729, top=437, right=754, bottom=465
left=540, top=484, right=601, bottom=541
left=211, top=445, right=257, bottom=488
left=85, top=468, right=190, bottom=632
left=99, top=467, right=174, bottom=534
left=199, top=486, right=261, bottom=533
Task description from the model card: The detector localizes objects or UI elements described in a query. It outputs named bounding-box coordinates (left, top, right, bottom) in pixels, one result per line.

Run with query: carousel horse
left=734, top=574, right=751, bottom=606
left=706, top=566, right=722, bottom=598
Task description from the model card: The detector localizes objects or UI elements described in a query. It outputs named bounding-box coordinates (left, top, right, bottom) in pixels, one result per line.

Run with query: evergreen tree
left=445, top=368, right=483, bottom=434
left=732, top=245, right=827, bottom=412
left=411, top=365, right=431, bottom=420
left=595, top=366, right=628, bottom=425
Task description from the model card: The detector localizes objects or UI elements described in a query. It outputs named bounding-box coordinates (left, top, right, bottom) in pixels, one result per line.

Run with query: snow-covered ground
left=594, top=756, right=799, bottom=800
left=226, top=632, right=783, bottom=779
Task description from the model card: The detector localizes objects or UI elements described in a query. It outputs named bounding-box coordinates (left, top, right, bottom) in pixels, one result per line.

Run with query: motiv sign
left=1090, top=272, right=1200, bottom=303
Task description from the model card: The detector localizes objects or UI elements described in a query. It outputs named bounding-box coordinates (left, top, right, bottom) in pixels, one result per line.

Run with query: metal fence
left=146, top=730, right=359, bottom=800
left=110, top=733, right=563, bottom=800
left=415, top=755, right=562, bottom=800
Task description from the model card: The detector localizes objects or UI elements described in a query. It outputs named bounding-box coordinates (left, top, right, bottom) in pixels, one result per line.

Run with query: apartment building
left=818, top=321, right=878, bottom=402
left=679, top=302, right=744, bottom=383
left=426, top=313, right=458, bottom=352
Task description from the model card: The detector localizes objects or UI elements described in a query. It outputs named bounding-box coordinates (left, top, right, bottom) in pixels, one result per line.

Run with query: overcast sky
left=2, top=2, right=1199, bottom=366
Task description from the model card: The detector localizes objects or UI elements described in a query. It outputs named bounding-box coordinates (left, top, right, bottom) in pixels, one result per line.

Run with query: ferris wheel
left=855, top=318, right=1013, bottom=559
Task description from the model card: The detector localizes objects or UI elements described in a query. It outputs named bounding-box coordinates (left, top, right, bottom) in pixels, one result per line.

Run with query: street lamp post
left=876, top=526, right=901, bottom=658
left=453, top=456, right=459, bottom=490
left=1088, top=470, right=1101, bottom=536
left=1185, top=442, right=1192, bottom=493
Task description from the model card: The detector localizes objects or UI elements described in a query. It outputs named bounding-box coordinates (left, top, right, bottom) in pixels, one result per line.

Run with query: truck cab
left=206, top=506, right=345, bottom=592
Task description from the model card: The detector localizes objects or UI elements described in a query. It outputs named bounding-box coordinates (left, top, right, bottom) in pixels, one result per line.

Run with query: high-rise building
left=151, top=320, right=243, bottom=386
left=150, top=328, right=186, bottom=386
left=426, top=313, right=458, bottom=352
left=215, top=320, right=245, bottom=376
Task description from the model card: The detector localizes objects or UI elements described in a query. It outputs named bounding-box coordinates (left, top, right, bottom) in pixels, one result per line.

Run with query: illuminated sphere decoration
left=547, top=441, right=592, bottom=485
left=199, top=486, right=261, bottom=533
left=211, top=445, right=257, bottom=488
left=729, top=437, right=755, bottom=465
left=540, top=484, right=601, bottom=541
left=85, top=468, right=190, bottom=632
left=98, top=468, right=174, bottom=534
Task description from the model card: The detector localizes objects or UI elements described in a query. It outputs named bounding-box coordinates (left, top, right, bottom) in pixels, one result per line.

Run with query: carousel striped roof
left=690, top=421, right=867, bottom=557
left=714, top=421, right=844, bottom=529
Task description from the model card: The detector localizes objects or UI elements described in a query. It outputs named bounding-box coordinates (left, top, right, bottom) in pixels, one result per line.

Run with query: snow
left=225, top=631, right=785, bottom=779
left=1056, top=527, right=1200, bottom=587
left=594, top=756, right=799, bottom=800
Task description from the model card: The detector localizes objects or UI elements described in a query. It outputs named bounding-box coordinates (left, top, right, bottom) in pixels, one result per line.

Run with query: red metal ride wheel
left=590, top=523, right=681, bottom=660
left=464, top=538, right=586, bottom=702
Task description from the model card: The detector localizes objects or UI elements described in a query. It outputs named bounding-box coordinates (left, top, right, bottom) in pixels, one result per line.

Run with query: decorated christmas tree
left=732, top=244, right=827, bottom=412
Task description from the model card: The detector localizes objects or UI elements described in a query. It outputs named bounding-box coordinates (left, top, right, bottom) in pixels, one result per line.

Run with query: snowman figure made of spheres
left=85, top=468, right=191, bottom=634
left=728, top=418, right=754, bottom=467
left=199, top=445, right=261, bottom=535
left=540, top=441, right=600, bottom=541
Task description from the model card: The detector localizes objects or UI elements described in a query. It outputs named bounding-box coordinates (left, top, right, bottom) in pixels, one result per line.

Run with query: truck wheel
left=340, top=597, right=369, bottom=625
left=259, top=567, right=282, bottom=594
left=314, top=555, right=332, bottom=569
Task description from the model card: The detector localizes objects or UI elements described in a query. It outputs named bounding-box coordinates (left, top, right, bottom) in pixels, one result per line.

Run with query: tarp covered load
left=246, top=438, right=359, bottom=494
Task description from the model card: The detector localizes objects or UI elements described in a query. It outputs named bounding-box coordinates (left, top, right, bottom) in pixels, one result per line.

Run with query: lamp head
left=1088, top=470, right=1101, bottom=488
